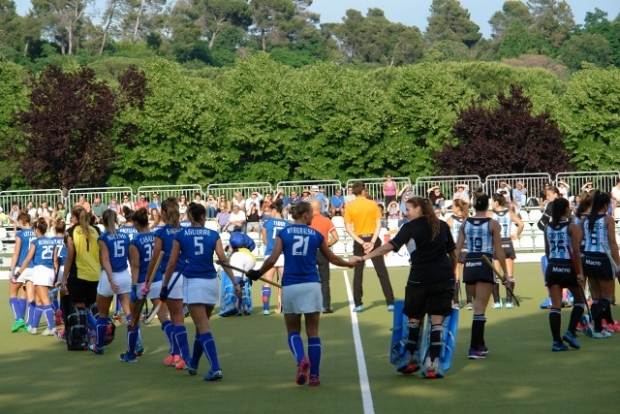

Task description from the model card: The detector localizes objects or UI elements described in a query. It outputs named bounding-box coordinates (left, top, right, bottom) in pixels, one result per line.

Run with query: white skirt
left=274, top=254, right=285, bottom=268
left=183, top=277, right=218, bottom=305
left=33, top=265, right=55, bottom=287
left=15, top=267, right=34, bottom=283
left=97, top=269, right=132, bottom=297
left=282, top=282, right=322, bottom=315
left=167, top=272, right=184, bottom=300
left=147, top=280, right=162, bottom=300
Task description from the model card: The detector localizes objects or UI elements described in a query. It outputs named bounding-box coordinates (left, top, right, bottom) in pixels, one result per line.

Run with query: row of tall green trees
left=1, top=54, right=619, bottom=190
left=1, top=0, right=619, bottom=71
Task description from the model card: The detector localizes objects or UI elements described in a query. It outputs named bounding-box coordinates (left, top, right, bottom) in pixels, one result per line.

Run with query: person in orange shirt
left=310, top=200, right=339, bottom=314
left=344, top=182, right=395, bottom=312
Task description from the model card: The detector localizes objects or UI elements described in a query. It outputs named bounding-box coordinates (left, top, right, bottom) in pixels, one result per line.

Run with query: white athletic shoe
left=29, top=327, right=38, bottom=335
left=41, top=328, right=56, bottom=336
left=263, top=310, right=270, bottom=316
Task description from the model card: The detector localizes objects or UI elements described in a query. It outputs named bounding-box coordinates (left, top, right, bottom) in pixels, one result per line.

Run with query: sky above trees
left=15, top=0, right=620, bottom=37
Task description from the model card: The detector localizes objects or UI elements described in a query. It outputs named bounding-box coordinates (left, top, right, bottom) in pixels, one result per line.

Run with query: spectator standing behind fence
left=453, top=184, right=470, bottom=203
left=427, top=186, right=446, bottom=214
left=91, top=198, right=106, bottom=224
left=512, top=182, right=526, bottom=216
left=383, top=174, right=398, bottom=206
left=344, top=182, right=395, bottom=313
left=330, top=189, right=345, bottom=217
left=496, top=181, right=512, bottom=203
left=558, top=181, right=570, bottom=199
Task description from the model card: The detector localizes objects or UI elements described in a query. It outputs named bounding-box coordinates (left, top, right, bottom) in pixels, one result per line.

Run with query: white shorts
left=33, top=265, right=55, bottom=287
left=148, top=280, right=162, bottom=300
left=274, top=254, right=285, bottom=268
left=168, top=272, right=184, bottom=300
left=97, top=269, right=132, bottom=297
left=183, top=277, right=218, bottom=305
left=15, top=267, right=34, bottom=283
left=282, top=282, right=322, bottom=314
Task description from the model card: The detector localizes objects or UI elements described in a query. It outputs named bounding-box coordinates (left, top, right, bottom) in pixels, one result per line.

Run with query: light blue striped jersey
left=450, top=215, right=464, bottom=242
left=545, top=220, right=571, bottom=260
left=492, top=209, right=512, bottom=238
left=464, top=217, right=493, bottom=254
left=583, top=214, right=608, bottom=253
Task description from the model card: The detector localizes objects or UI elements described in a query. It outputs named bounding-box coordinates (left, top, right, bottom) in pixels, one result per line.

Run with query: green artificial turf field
left=1, top=263, right=618, bottom=413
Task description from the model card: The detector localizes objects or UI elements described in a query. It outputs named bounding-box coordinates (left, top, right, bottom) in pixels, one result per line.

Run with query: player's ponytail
left=588, top=190, right=609, bottom=233
left=270, top=198, right=283, bottom=214
left=575, top=191, right=593, bottom=218
left=551, top=197, right=568, bottom=229
left=407, top=197, right=440, bottom=240
left=453, top=199, right=469, bottom=220
left=54, top=218, right=65, bottom=234
left=290, top=202, right=312, bottom=221
left=492, top=193, right=506, bottom=208
left=133, top=208, right=149, bottom=228
left=102, top=209, right=117, bottom=235
left=34, top=217, right=47, bottom=235
left=17, top=212, right=31, bottom=225
left=472, top=189, right=489, bottom=212
left=187, top=202, right=206, bottom=225
left=162, top=197, right=180, bottom=229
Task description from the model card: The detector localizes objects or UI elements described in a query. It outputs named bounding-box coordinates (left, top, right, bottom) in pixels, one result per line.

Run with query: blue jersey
left=279, top=224, right=324, bottom=286
left=130, top=232, right=157, bottom=284
left=264, top=218, right=290, bottom=255
left=52, top=236, right=67, bottom=266
left=583, top=214, right=608, bottom=253
left=546, top=220, right=571, bottom=260
left=155, top=224, right=183, bottom=274
left=464, top=217, right=493, bottom=255
left=17, top=229, right=36, bottom=268
left=98, top=231, right=130, bottom=272
left=492, top=209, right=512, bottom=238
left=118, top=225, right=138, bottom=241
left=31, top=237, right=56, bottom=269
left=174, top=227, right=219, bottom=279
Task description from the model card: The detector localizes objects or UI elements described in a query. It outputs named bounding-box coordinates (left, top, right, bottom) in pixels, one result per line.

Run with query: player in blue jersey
left=357, top=197, right=458, bottom=378
left=9, top=212, right=36, bottom=333
left=146, top=197, right=187, bottom=368
left=260, top=199, right=289, bottom=315
left=52, top=219, right=67, bottom=283
left=455, top=191, right=508, bottom=360
left=162, top=202, right=237, bottom=381
left=490, top=194, right=524, bottom=309
left=247, top=202, right=356, bottom=387
left=89, top=210, right=132, bottom=355
left=582, top=191, right=620, bottom=338
left=446, top=199, right=471, bottom=309
left=118, top=207, right=138, bottom=241
left=544, top=197, right=586, bottom=351
left=15, top=218, right=58, bottom=336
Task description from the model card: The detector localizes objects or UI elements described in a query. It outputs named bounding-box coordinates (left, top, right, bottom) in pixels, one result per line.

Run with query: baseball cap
left=311, top=185, right=319, bottom=191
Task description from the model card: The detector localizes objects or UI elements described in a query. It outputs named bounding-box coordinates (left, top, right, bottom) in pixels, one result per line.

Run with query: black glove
left=159, top=285, right=169, bottom=302
left=246, top=270, right=262, bottom=281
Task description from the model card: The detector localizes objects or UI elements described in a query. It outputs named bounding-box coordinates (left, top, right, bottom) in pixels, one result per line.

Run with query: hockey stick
left=482, top=255, right=520, bottom=307
left=144, top=261, right=187, bottom=325
left=567, top=247, right=594, bottom=337
left=130, top=252, right=163, bottom=328
left=216, top=260, right=283, bottom=288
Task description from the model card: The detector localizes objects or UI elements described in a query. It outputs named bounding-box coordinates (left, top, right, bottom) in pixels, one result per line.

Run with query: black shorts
left=463, top=253, right=496, bottom=285
left=545, top=259, right=579, bottom=288
left=67, top=276, right=98, bottom=307
left=582, top=253, right=615, bottom=281
left=404, top=281, right=454, bottom=319
left=494, top=238, right=516, bottom=260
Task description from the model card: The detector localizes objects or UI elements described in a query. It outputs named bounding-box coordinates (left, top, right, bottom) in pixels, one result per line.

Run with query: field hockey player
left=8, top=212, right=35, bottom=333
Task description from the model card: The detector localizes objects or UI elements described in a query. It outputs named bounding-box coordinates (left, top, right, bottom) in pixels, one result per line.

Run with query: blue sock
left=96, top=317, right=108, bottom=349
left=52, top=295, right=59, bottom=312
left=86, top=308, right=98, bottom=330
left=287, top=331, right=305, bottom=364
left=308, top=337, right=321, bottom=376
left=115, top=296, right=121, bottom=315
left=43, top=305, right=54, bottom=329
left=32, top=305, right=43, bottom=328
left=27, top=301, right=36, bottom=326
left=262, top=286, right=271, bottom=311
left=127, top=325, right=139, bottom=355
left=162, top=320, right=174, bottom=354
left=200, top=332, right=220, bottom=371
left=192, top=333, right=203, bottom=366
left=173, top=325, right=190, bottom=361
left=9, top=298, right=19, bottom=320
left=17, top=298, right=26, bottom=320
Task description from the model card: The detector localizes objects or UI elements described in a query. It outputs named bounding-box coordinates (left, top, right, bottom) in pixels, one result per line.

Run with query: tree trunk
left=23, top=40, right=29, bottom=57
left=261, top=29, right=266, bottom=51
left=99, top=1, right=117, bottom=56
left=133, top=0, right=146, bottom=41
left=68, top=25, right=73, bottom=55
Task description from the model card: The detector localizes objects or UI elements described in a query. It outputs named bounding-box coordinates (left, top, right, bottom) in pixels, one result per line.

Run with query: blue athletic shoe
left=119, top=352, right=138, bottom=363
left=89, top=344, right=104, bottom=355
left=135, top=343, right=144, bottom=356
left=204, top=369, right=223, bottom=381
left=187, top=360, right=198, bottom=376
left=552, top=341, right=568, bottom=352
left=396, top=350, right=420, bottom=374
left=478, top=345, right=489, bottom=355
left=468, top=348, right=486, bottom=359
left=353, top=306, right=363, bottom=313
left=562, top=331, right=580, bottom=349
